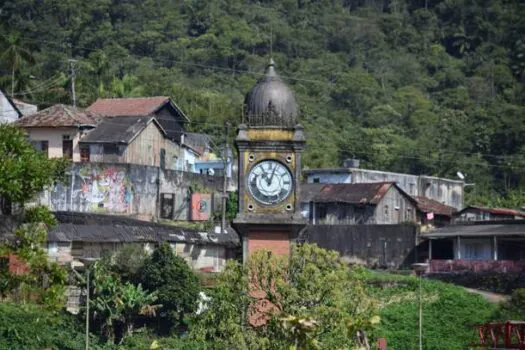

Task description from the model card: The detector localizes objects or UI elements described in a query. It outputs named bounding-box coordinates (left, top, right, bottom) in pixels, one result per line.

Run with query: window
left=313, top=177, right=320, bottom=183
left=103, top=144, right=118, bottom=155
left=62, top=135, right=73, bottom=159
left=318, top=204, right=327, bottom=220
left=405, top=209, right=412, bottom=221
left=31, top=140, right=49, bottom=157
left=384, top=205, right=389, bottom=217
left=80, top=145, right=90, bottom=162
left=160, top=193, right=174, bottom=219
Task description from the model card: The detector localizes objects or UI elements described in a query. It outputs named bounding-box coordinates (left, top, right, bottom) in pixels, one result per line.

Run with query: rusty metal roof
left=300, top=183, right=327, bottom=202
left=14, top=104, right=100, bottom=128
left=457, top=206, right=525, bottom=218
left=414, top=196, right=457, bottom=217
left=302, top=182, right=413, bottom=205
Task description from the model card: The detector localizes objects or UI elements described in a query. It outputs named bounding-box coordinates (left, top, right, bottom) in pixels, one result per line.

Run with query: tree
left=0, top=33, right=34, bottom=95
left=138, top=242, right=200, bottom=334
left=190, top=244, right=379, bottom=349
left=0, top=124, right=69, bottom=206
left=90, top=261, right=159, bottom=343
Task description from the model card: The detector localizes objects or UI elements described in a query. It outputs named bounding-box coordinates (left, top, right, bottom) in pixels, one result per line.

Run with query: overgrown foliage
left=190, top=244, right=379, bottom=349
left=138, top=242, right=200, bottom=334
left=1, top=0, right=525, bottom=204
left=90, top=261, right=159, bottom=344
left=0, top=206, right=67, bottom=308
left=0, top=124, right=69, bottom=205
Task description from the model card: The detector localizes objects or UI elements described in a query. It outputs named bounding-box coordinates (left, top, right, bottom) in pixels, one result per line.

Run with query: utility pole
left=68, top=59, right=77, bottom=107
left=221, top=121, right=231, bottom=234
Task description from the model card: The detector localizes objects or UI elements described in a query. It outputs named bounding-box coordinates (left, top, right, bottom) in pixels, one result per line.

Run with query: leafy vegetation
left=190, top=244, right=379, bottom=349
left=365, top=270, right=498, bottom=349
left=1, top=0, right=525, bottom=205
left=0, top=124, right=69, bottom=205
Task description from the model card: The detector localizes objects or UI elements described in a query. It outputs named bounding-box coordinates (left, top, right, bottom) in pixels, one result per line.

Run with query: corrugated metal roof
left=80, top=116, right=164, bottom=144
left=414, top=196, right=457, bottom=217
left=311, top=182, right=397, bottom=205
left=50, top=212, right=240, bottom=246
left=87, top=97, right=170, bottom=117
left=14, top=104, right=100, bottom=128
left=421, top=222, right=525, bottom=238
left=457, top=206, right=525, bottom=218
left=300, top=183, right=327, bottom=202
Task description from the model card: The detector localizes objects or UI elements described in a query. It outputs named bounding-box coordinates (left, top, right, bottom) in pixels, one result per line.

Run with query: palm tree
left=0, top=33, right=34, bottom=95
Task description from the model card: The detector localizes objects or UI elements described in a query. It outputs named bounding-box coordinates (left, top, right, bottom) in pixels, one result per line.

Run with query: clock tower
left=233, top=59, right=306, bottom=260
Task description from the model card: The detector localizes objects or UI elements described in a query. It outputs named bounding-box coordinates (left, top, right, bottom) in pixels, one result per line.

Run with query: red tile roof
left=14, top=104, right=100, bottom=128
left=87, top=97, right=170, bottom=117
left=414, top=196, right=457, bottom=217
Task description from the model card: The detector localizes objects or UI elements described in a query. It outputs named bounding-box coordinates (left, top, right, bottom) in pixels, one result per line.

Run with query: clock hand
left=268, top=164, right=278, bottom=185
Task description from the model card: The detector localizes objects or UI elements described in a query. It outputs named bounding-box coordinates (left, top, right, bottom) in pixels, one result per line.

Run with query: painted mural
left=74, top=165, right=135, bottom=213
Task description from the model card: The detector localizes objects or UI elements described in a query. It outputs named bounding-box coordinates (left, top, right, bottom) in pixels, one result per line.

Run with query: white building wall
left=25, top=127, right=83, bottom=161
left=0, top=92, right=20, bottom=123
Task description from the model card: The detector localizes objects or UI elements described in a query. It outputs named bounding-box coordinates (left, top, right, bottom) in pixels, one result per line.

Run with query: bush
left=189, top=244, right=379, bottom=349
left=493, top=288, right=525, bottom=321
left=138, top=242, right=200, bottom=334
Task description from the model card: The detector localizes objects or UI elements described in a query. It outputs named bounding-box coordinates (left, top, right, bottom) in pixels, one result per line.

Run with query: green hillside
left=1, top=0, right=525, bottom=205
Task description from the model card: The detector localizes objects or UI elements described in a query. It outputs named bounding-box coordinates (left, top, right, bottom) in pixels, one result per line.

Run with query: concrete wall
left=45, top=241, right=229, bottom=272
left=14, top=100, right=37, bottom=116
left=36, top=162, right=223, bottom=221
left=303, top=224, right=418, bottom=268
left=25, top=127, right=83, bottom=161
left=173, top=243, right=227, bottom=272
left=306, top=172, right=351, bottom=184
left=0, top=92, right=19, bottom=123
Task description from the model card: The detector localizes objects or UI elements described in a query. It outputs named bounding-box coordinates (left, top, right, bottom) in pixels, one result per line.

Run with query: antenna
left=270, top=22, right=273, bottom=58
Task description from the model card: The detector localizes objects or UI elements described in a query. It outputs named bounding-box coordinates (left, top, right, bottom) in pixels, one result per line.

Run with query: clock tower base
left=233, top=215, right=306, bottom=261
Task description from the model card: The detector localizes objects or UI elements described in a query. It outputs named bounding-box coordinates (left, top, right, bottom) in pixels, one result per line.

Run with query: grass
left=363, top=270, right=498, bottom=350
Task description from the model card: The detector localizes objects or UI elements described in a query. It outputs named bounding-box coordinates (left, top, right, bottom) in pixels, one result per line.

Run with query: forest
left=1, top=0, right=524, bottom=206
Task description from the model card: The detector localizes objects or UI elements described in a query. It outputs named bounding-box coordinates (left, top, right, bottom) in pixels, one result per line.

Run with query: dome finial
left=265, top=58, right=278, bottom=79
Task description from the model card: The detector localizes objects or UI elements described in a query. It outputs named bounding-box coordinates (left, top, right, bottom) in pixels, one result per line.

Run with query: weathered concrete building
left=1, top=212, right=240, bottom=273
left=34, top=162, right=223, bottom=221
left=301, top=182, right=419, bottom=225
left=0, top=89, right=22, bottom=123
left=304, top=165, right=464, bottom=210
left=14, top=104, right=100, bottom=161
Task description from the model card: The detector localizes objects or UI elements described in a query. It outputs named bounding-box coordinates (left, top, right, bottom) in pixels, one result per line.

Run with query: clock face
left=247, top=160, right=293, bottom=205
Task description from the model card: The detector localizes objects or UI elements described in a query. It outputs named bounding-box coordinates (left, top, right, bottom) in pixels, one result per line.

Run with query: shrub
left=138, top=242, right=200, bottom=334
left=190, top=244, right=379, bottom=349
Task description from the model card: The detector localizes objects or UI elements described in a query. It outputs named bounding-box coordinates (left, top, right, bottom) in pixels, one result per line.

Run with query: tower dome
left=244, top=59, right=298, bottom=127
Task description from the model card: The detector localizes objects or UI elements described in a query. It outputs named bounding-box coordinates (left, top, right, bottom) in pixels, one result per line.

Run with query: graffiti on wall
left=74, top=165, right=135, bottom=213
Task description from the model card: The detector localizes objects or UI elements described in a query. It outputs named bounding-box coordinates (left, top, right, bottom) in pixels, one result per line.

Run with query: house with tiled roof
left=78, top=115, right=183, bottom=168
left=87, top=96, right=189, bottom=143
left=14, top=104, right=100, bottom=162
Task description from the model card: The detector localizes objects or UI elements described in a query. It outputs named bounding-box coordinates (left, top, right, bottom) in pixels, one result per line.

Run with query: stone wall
left=36, top=162, right=223, bottom=220
left=302, top=224, right=418, bottom=268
